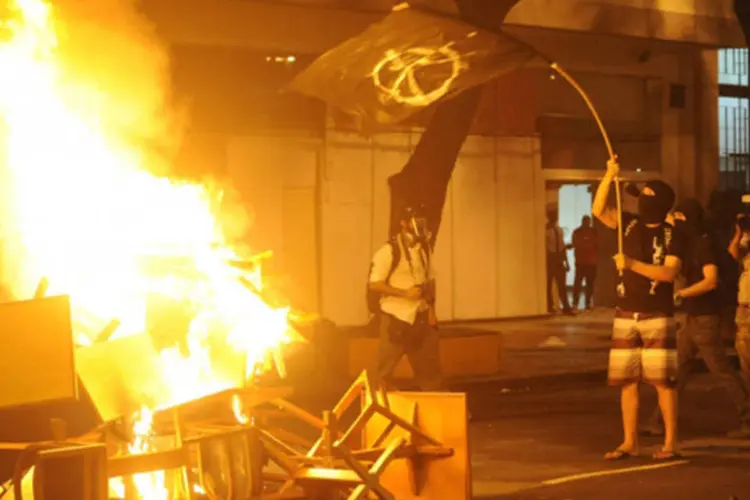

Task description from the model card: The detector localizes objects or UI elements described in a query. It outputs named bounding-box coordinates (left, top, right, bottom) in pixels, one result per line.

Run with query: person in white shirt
left=368, top=205, right=441, bottom=391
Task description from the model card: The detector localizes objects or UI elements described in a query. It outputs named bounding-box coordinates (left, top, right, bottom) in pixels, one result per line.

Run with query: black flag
left=286, top=5, right=541, bottom=128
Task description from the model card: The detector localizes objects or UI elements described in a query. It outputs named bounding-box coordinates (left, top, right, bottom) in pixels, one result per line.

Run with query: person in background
left=643, top=198, right=750, bottom=439
left=572, top=215, right=598, bottom=311
left=546, top=210, right=574, bottom=315
left=708, top=189, right=743, bottom=345
left=368, top=205, right=441, bottom=391
left=593, top=160, right=684, bottom=461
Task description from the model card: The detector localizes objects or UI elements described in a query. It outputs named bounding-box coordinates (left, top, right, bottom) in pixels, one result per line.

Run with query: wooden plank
left=0, top=296, right=77, bottom=409
left=363, top=392, right=470, bottom=500
left=271, top=399, right=325, bottom=429
left=352, top=445, right=453, bottom=462
left=348, top=437, right=404, bottom=500
left=294, top=467, right=361, bottom=486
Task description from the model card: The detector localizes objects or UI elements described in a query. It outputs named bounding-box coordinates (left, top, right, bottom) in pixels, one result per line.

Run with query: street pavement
left=2, top=309, right=747, bottom=498
left=468, top=372, right=750, bottom=499
left=362, top=308, right=750, bottom=498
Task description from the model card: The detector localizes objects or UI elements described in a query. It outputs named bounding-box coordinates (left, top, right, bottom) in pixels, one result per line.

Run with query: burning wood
left=0, top=0, right=469, bottom=498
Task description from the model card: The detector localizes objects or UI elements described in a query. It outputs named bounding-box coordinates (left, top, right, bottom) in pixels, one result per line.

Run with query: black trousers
left=573, top=264, right=597, bottom=308
left=546, top=252, right=571, bottom=312
left=649, top=314, right=750, bottom=427
left=376, top=312, right=443, bottom=391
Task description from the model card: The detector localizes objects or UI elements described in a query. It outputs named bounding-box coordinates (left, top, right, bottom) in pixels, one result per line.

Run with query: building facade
left=142, top=0, right=745, bottom=325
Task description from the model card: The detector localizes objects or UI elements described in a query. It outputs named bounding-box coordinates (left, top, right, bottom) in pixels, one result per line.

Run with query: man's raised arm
left=592, top=159, right=620, bottom=229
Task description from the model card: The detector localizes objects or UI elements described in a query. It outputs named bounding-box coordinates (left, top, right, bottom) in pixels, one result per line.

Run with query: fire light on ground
left=0, top=0, right=296, bottom=497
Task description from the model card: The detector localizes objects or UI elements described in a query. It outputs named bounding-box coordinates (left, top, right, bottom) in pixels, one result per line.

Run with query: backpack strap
left=385, top=238, right=401, bottom=285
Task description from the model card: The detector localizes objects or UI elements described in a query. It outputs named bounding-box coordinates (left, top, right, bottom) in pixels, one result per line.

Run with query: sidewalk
left=445, top=308, right=613, bottom=388
left=443, top=308, right=740, bottom=389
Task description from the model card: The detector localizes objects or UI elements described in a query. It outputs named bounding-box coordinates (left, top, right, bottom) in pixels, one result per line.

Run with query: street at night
left=469, top=374, right=750, bottom=499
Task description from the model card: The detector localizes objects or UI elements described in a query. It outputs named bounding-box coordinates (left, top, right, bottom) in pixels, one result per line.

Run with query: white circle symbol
left=371, top=44, right=465, bottom=107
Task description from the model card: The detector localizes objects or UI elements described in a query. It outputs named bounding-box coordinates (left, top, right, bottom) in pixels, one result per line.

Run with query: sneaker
left=727, top=424, right=750, bottom=439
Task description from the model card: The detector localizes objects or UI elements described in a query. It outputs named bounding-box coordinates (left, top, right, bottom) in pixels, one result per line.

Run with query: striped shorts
left=608, top=313, right=678, bottom=388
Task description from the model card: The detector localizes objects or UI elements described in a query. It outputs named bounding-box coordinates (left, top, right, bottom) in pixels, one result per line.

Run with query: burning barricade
left=0, top=0, right=469, bottom=498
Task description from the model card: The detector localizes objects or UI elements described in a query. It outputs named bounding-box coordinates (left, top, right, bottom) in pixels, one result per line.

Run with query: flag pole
left=550, top=62, right=624, bottom=271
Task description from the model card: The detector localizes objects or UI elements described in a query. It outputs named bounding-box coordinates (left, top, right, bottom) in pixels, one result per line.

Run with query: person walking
left=546, top=211, right=574, bottom=315
left=368, top=205, right=442, bottom=391
left=643, top=198, right=750, bottom=438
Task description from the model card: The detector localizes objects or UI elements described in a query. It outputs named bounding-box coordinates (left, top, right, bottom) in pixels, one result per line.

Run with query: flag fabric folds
left=285, top=5, right=543, bottom=127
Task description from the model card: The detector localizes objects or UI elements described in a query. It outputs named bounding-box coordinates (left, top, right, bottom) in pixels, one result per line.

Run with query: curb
left=448, top=353, right=741, bottom=392
left=449, top=369, right=607, bottom=392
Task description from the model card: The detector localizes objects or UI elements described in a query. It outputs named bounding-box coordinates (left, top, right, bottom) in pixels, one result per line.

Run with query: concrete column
left=660, top=49, right=700, bottom=201
left=660, top=99, right=682, bottom=195
left=694, top=49, right=720, bottom=203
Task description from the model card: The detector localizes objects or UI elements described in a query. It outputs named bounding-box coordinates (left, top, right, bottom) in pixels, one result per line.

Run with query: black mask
left=638, top=196, right=666, bottom=224
left=637, top=180, right=675, bottom=224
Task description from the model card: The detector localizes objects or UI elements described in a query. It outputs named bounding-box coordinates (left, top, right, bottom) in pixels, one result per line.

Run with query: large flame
left=0, top=0, right=292, bottom=408
left=2, top=0, right=295, bottom=497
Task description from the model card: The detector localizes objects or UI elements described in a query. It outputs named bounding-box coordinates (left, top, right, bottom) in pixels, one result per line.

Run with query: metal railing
left=719, top=48, right=749, bottom=86
left=719, top=49, right=750, bottom=191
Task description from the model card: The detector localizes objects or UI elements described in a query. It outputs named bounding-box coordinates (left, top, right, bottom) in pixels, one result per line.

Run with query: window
left=718, top=49, right=750, bottom=191
left=719, top=48, right=749, bottom=87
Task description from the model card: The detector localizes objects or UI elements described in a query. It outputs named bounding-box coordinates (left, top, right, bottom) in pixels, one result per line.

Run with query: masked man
left=368, top=205, right=442, bottom=391
left=592, top=160, right=685, bottom=461
left=644, top=198, right=750, bottom=438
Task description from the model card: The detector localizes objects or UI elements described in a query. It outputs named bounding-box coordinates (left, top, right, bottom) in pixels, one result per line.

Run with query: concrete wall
left=218, top=129, right=545, bottom=326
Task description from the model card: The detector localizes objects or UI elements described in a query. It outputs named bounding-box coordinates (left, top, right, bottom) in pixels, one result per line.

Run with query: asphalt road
left=468, top=374, right=750, bottom=499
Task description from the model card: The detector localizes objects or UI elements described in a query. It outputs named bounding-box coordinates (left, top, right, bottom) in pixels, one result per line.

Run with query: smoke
left=50, top=0, right=253, bottom=244
left=50, top=0, right=184, bottom=176
left=0, top=0, right=255, bottom=305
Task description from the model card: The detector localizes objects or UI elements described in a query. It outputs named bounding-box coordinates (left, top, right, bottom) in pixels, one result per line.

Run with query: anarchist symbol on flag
left=285, top=5, right=541, bottom=127
left=371, top=42, right=468, bottom=107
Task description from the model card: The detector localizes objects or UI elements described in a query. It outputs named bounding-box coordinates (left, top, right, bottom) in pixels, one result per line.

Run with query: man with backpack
left=367, top=205, right=442, bottom=391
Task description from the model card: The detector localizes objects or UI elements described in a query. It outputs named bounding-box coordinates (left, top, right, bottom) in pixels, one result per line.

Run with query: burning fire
left=0, top=0, right=292, bottom=386
left=232, top=393, right=250, bottom=425
left=1, top=0, right=296, bottom=496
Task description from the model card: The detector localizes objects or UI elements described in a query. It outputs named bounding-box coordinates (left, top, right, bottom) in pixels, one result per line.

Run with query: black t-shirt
left=680, top=230, right=720, bottom=316
left=614, top=212, right=686, bottom=315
